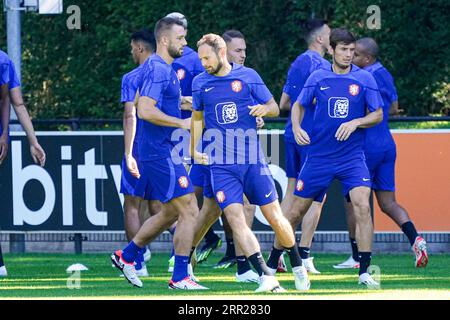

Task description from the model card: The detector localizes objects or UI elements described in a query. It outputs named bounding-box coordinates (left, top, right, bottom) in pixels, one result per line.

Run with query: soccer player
left=0, top=50, right=46, bottom=167
left=210, top=29, right=274, bottom=279
left=0, top=53, right=9, bottom=277
left=120, top=29, right=157, bottom=277
left=0, top=53, right=10, bottom=168
left=333, top=37, right=428, bottom=269
left=0, top=50, right=46, bottom=277
left=180, top=30, right=260, bottom=284
left=191, top=33, right=310, bottom=292
left=212, top=30, right=271, bottom=271
left=187, top=30, right=268, bottom=284
left=278, top=19, right=331, bottom=274
left=111, top=17, right=206, bottom=290
left=287, top=28, right=383, bottom=287
left=165, top=12, right=223, bottom=272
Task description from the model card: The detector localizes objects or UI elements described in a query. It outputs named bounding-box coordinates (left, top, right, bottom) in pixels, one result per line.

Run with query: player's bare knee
left=187, top=194, right=200, bottom=211
left=352, top=200, right=371, bottom=220
left=267, top=215, right=285, bottom=232
left=224, top=213, right=245, bottom=231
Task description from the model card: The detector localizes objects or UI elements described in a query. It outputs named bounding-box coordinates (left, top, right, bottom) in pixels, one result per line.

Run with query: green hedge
left=0, top=0, right=448, bottom=120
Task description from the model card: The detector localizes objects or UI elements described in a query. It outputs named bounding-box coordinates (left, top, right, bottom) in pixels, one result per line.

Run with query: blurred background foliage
left=0, top=0, right=448, bottom=121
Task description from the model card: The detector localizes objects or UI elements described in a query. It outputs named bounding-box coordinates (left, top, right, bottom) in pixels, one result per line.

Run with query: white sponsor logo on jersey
left=328, top=97, right=349, bottom=118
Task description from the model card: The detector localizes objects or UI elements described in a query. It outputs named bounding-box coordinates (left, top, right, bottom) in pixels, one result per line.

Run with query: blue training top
left=283, top=50, right=331, bottom=142
left=363, top=61, right=398, bottom=153
left=137, top=54, right=182, bottom=162
left=193, top=63, right=273, bottom=164
left=296, top=64, right=383, bottom=160
left=172, top=46, right=205, bottom=119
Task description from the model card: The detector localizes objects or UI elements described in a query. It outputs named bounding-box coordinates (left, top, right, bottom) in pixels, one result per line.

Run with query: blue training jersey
left=363, top=61, right=398, bottom=153
left=172, top=46, right=205, bottom=119
left=283, top=50, right=331, bottom=142
left=0, top=50, right=10, bottom=136
left=0, top=50, right=21, bottom=89
left=137, top=54, right=182, bottom=162
left=0, top=51, right=9, bottom=86
left=297, top=64, right=383, bottom=160
left=121, top=64, right=144, bottom=158
left=192, top=63, right=273, bottom=164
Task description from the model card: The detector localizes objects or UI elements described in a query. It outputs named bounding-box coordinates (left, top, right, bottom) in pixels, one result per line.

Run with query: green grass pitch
left=0, top=252, right=449, bottom=299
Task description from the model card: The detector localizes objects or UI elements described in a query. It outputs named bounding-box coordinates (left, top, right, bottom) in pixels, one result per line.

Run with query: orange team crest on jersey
left=178, top=176, right=189, bottom=189
left=349, top=84, right=360, bottom=96
left=216, top=191, right=226, bottom=203
left=176, top=68, right=186, bottom=80
left=231, top=80, right=243, bottom=92
left=296, top=179, right=304, bottom=192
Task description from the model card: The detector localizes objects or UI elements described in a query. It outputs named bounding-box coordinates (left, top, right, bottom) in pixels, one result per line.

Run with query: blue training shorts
left=134, top=157, right=194, bottom=203
left=285, top=140, right=308, bottom=179
left=210, top=162, right=278, bottom=211
left=120, top=156, right=142, bottom=197
left=189, top=163, right=214, bottom=198
left=365, top=148, right=396, bottom=192
left=294, top=155, right=372, bottom=201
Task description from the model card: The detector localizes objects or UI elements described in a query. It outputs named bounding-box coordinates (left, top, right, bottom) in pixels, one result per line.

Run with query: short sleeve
left=192, top=75, right=204, bottom=111
left=0, top=63, right=9, bottom=86
left=8, top=60, right=20, bottom=89
left=121, top=74, right=136, bottom=103
left=139, top=62, right=169, bottom=101
left=378, top=69, right=398, bottom=104
left=283, top=55, right=312, bottom=103
left=296, top=71, right=318, bottom=107
left=364, top=73, right=383, bottom=112
left=247, top=69, right=273, bottom=104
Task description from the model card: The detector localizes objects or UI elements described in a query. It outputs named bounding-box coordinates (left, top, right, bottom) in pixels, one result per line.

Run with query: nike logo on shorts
left=320, top=86, right=330, bottom=90
left=363, top=178, right=370, bottom=182
left=205, top=87, right=214, bottom=92
left=265, top=191, right=273, bottom=198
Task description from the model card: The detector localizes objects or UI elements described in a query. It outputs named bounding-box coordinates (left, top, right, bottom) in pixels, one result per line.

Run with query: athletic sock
left=225, top=237, right=236, bottom=258
left=168, top=226, right=176, bottom=236
left=204, top=228, right=220, bottom=243
left=122, top=241, right=142, bottom=264
left=135, top=248, right=145, bottom=270
left=299, top=247, right=310, bottom=259
left=350, top=237, right=360, bottom=261
left=236, top=255, right=251, bottom=275
left=286, top=245, right=302, bottom=268
left=358, top=252, right=372, bottom=275
left=0, top=244, right=4, bottom=267
left=267, top=247, right=284, bottom=269
left=401, top=221, right=419, bottom=246
left=248, top=252, right=271, bottom=276
left=170, top=246, right=175, bottom=258
left=172, top=255, right=189, bottom=282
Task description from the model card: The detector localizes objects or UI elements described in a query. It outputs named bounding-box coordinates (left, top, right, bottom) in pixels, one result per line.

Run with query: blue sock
left=172, top=255, right=189, bottom=282
left=135, top=248, right=145, bottom=270
left=122, top=241, right=142, bottom=264
left=169, top=226, right=176, bottom=236
left=170, top=247, right=175, bottom=258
